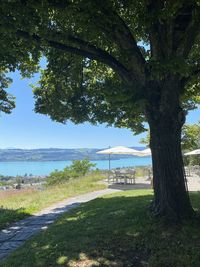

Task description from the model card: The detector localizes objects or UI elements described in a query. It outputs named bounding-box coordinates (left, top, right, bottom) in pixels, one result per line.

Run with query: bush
left=46, top=169, right=70, bottom=186
left=70, top=158, right=96, bottom=177
left=46, top=159, right=96, bottom=186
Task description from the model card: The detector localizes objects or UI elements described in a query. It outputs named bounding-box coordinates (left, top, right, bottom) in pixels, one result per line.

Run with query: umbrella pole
left=108, top=154, right=111, bottom=182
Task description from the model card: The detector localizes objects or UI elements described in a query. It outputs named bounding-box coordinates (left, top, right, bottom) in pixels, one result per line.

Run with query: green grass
left=0, top=173, right=106, bottom=229
left=2, top=189, right=200, bottom=267
left=135, top=166, right=151, bottom=178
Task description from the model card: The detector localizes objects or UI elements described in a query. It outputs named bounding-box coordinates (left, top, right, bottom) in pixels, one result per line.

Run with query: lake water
left=0, top=157, right=152, bottom=176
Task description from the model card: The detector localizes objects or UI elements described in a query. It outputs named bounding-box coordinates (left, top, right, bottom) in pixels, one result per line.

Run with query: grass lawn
left=1, top=189, right=200, bottom=267
left=0, top=173, right=106, bottom=230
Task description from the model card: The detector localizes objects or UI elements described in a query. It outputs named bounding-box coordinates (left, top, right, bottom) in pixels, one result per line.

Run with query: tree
left=182, top=122, right=200, bottom=165
left=182, top=122, right=200, bottom=151
left=1, top=0, right=200, bottom=221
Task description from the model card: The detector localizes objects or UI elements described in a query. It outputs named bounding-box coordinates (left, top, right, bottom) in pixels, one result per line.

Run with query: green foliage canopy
left=1, top=1, right=200, bottom=132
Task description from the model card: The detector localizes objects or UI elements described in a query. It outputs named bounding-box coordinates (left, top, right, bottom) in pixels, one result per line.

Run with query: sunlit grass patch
left=2, top=190, right=200, bottom=267
left=0, top=190, right=153, bottom=266
left=2, top=189, right=200, bottom=267
left=0, top=173, right=106, bottom=229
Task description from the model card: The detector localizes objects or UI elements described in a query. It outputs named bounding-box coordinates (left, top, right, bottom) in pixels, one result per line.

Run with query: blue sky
left=0, top=71, right=199, bottom=149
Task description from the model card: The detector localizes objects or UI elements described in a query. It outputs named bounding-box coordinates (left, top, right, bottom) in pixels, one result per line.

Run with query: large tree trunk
left=146, top=78, right=194, bottom=222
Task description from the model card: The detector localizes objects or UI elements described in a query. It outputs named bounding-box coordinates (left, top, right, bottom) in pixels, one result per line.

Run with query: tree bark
left=146, top=78, right=194, bottom=222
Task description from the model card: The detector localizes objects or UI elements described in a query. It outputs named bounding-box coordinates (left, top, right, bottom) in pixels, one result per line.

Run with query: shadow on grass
left=2, top=191, right=200, bottom=267
left=108, top=183, right=151, bottom=191
left=0, top=208, right=31, bottom=230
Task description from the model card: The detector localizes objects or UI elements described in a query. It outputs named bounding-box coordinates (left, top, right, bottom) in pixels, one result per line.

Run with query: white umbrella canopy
left=97, top=146, right=142, bottom=171
left=184, top=149, right=200, bottom=156
left=137, top=148, right=152, bottom=156
left=97, top=146, right=141, bottom=155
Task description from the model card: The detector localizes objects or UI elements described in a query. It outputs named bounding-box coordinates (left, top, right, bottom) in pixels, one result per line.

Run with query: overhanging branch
left=16, top=29, right=134, bottom=84
left=90, top=5, right=146, bottom=82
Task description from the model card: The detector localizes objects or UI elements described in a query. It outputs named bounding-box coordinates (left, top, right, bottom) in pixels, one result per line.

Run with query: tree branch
left=90, top=5, right=146, bottom=83
left=182, top=68, right=200, bottom=86
left=113, top=12, right=146, bottom=65
left=174, top=5, right=200, bottom=57
left=44, top=0, right=146, bottom=74
left=145, top=0, right=163, bottom=60
left=16, top=29, right=134, bottom=84
left=147, top=1, right=200, bottom=60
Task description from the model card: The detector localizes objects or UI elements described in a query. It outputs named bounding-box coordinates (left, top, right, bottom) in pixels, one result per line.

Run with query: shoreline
left=0, top=158, right=152, bottom=177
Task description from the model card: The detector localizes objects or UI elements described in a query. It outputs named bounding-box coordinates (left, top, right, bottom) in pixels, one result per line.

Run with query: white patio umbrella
left=97, top=146, right=141, bottom=155
left=137, top=148, right=152, bottom=156
left=97, top=146, right=142, bottom=170
left=184, top=149, right=200, bottom=156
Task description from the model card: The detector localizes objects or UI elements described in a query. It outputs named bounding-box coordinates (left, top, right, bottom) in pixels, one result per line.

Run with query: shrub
left=46, top=159, right=96, bottom=186
left=70, top=158, right=96, bottom=177
left=46, top=168, right=71, bottom=186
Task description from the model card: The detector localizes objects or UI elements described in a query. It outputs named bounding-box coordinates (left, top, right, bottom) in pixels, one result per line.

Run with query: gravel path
left=0, top=188, right=121, bottom=260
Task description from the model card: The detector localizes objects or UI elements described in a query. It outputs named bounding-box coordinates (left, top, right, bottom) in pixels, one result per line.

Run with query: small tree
left=182, top=122, right=200, bottom=151
left=15, top=176, right=22, bottom=189
left=70, top=158, right=96, bottom=177
left=182, top=122, right=200, bottom=165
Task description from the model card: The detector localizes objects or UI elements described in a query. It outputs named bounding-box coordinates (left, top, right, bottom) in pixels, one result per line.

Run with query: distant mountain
left=0, top=147, right=145, bottom=161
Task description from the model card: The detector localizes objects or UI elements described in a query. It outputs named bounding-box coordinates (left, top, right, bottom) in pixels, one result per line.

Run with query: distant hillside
left=0, top=147, right=145, bottom=161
